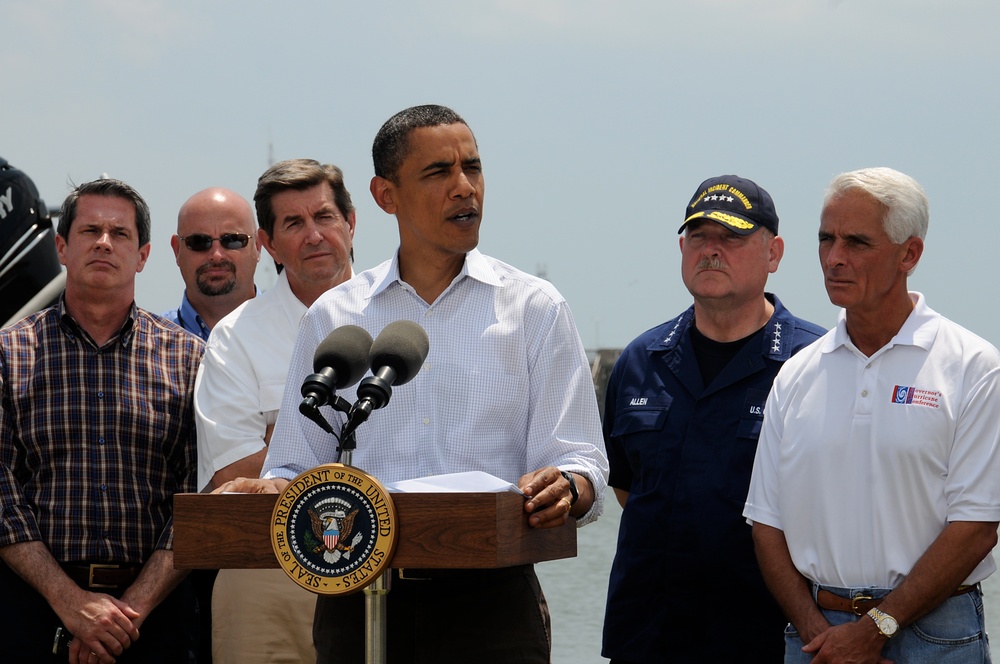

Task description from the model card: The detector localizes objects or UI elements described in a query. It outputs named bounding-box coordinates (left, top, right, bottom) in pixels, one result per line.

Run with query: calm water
left=537, top=495, right=1000, bottom=663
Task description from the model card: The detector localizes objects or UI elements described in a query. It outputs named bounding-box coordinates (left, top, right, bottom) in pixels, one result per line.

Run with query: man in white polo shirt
left=744, top=167, right=1000, bottom=663
left=195, top=159, right=356, bottom=663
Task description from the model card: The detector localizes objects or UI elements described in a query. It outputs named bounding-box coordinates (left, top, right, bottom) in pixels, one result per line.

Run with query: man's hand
left=0, top=543, right=140, bottom=664
left=801, top=619, right=893, bottom=664
left=519, top=466, right=577, bottom=528
left=211, top=477, right=289, bottom=494
left=56, top=586, right=140, bottom=664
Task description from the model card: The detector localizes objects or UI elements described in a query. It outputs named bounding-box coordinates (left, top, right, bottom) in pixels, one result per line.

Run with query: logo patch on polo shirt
left=891, top=385, right=941, bottom=409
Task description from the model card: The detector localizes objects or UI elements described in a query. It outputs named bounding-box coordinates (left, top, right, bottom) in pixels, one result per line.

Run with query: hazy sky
left=5, top=0, right=999, bottom=349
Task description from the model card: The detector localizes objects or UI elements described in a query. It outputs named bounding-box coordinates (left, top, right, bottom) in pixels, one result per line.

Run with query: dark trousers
left=191, top=568, right=217, bottom=664
left=315, top=564, right=550, bottom=664
left=0, top=561, right=198, bottom=663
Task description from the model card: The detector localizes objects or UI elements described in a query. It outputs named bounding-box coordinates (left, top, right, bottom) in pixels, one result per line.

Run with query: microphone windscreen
left=313, top=325, right=374, bottom=388
left=369, top=320, right=430, bottom=386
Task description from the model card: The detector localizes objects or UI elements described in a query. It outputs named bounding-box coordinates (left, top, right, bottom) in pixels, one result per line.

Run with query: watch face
left=878, top=616, right=898, bottom=636
left=868, top=608, right=899, bottom=637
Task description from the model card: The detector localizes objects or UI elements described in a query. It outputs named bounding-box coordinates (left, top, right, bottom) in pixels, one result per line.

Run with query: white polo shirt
left=744, top=292, right=1000, bottom=588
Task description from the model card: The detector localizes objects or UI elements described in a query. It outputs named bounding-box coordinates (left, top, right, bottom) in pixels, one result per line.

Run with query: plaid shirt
left=0, top=298, right=203, bottom=563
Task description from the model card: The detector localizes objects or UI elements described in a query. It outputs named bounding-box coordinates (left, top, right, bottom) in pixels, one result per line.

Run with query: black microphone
left=341, top=320, right=430, bottom=440
left=299, top=325, right=373, bottom=425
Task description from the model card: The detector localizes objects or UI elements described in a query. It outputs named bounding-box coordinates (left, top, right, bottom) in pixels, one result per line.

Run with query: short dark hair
left=372, top=105, right=472, bottom=183
left=58, top=178, right=151, bottom=246
left=254, top=159, right=355, bottom=239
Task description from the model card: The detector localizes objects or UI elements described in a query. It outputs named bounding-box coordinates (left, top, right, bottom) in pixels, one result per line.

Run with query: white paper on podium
left=384, top=471, right=524, bottom=495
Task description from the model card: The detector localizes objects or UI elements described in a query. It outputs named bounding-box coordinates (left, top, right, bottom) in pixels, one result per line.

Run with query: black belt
left=395, top=564, right=531, bottom=582
left=62, top=563, right=143, bottom=589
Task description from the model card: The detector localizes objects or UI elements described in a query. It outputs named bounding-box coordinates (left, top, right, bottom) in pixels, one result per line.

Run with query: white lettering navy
left=0, top=186, right=13, bottom=219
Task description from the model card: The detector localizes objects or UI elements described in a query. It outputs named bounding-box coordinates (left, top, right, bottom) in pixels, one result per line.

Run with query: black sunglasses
left=179, top=233, right=251, bottom=252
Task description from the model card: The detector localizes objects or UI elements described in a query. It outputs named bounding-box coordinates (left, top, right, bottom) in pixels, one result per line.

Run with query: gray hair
left=824, top=167, right=928, bottom=243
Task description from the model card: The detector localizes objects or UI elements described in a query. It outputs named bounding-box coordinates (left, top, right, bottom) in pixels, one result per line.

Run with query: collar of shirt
left=649, top=293, right=798, bottom=361
left=825, top=291, right=939, bottom=359
left=366, top=248, right=504, bottom=302
left=175, top=291, right=211, bottom=341
left=58, top=293, right=137, bottom=349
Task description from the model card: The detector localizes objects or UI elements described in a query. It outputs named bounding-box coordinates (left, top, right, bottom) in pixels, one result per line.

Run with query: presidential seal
left=271, top=463, right=397, bottom=595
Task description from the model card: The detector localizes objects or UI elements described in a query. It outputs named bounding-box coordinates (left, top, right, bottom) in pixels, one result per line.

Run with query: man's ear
left=55, top=233, right=67, bottom=267
left=136, top=243, right=151, bottom=274
left=767, top=235, right=785, bottom=274
left=900, top=236, right=924, bottom=274
left=370, top=176, right=397, bottom=215
left=258, top=228, right=280, bottom=266
left=170, top=234, right=181, bottom=263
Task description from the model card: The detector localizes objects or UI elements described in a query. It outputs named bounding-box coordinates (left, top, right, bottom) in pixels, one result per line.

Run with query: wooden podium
left=173, top=491, right=577, bottom=570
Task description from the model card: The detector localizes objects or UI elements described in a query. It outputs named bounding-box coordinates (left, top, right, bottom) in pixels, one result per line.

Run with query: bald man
left=164, top=188, right=261, bottom=339
left=163, top=187, right=261, bottom=664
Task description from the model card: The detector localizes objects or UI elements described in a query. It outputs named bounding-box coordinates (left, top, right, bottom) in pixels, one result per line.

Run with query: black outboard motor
left=0, top=157, right=64, bottom=327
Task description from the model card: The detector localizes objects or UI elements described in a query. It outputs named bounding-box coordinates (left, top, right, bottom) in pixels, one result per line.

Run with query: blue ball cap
left=678, top=175, right=779, bottom=236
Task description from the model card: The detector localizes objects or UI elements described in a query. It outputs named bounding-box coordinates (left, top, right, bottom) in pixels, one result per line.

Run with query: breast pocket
left=728, top=387, right=770, bottom=503
left=736, top=388, right=769, bottom=441
left=610, top=394, right=673, bottom=471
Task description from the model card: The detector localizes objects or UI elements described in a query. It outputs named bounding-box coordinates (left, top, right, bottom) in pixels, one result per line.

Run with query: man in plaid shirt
left=0, top=178, right=203, bottom=663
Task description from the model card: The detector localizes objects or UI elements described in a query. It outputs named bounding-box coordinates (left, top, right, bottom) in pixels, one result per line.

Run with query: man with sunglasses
left=164, top=187, right=261, bottom=663
left=164, top=188, right=260, bottom=340
left=195, top=159, right=356, bottom=663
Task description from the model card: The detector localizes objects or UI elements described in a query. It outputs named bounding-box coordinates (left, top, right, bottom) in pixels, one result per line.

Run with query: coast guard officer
left=603, top=175, right=824, bottom=663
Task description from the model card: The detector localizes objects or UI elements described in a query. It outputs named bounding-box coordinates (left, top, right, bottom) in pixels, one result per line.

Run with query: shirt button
left=423, top=418, right=430, bottom=425
left=97, top=391, right=104, bottom=398
left=100, top=484, right=108, bottom=491
left=861, top=390, right=869, bottom=398
left=98, top=437, right=105, bottom=445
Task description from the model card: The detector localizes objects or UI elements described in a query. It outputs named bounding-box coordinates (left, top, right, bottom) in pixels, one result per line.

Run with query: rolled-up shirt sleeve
left=195, top=323, right=270, bottom=491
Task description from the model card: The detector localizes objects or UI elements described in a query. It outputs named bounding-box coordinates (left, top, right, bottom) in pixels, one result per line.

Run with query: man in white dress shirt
left=195, top=159, right=356, bottom=663
left=224, top=104, right=608, bottom=663
left=744, top=167, right=1000, bottom=663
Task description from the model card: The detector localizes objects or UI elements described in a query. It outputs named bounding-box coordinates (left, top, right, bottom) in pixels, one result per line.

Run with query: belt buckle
left=88, top=563, right=120, bottom=589
left=396, top=569, right=430, bottom=581
left=851, top=594, right=873, bottom=616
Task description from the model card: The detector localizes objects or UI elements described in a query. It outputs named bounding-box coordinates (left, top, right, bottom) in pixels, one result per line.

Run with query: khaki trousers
left=212, top=568, right=317, bottom=664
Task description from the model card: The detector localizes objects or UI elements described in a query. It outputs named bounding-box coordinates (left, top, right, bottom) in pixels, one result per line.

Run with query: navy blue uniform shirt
left=602, top=294, right=824, bottom=663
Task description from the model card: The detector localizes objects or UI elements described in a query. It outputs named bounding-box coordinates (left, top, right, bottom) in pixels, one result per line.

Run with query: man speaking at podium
left=229, top=104, right=609, bottom=663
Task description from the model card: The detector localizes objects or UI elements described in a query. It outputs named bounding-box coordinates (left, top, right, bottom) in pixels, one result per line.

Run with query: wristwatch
left=866, top=607, right=899, bottom=638
left=559, top=470, right=579, bottom=506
